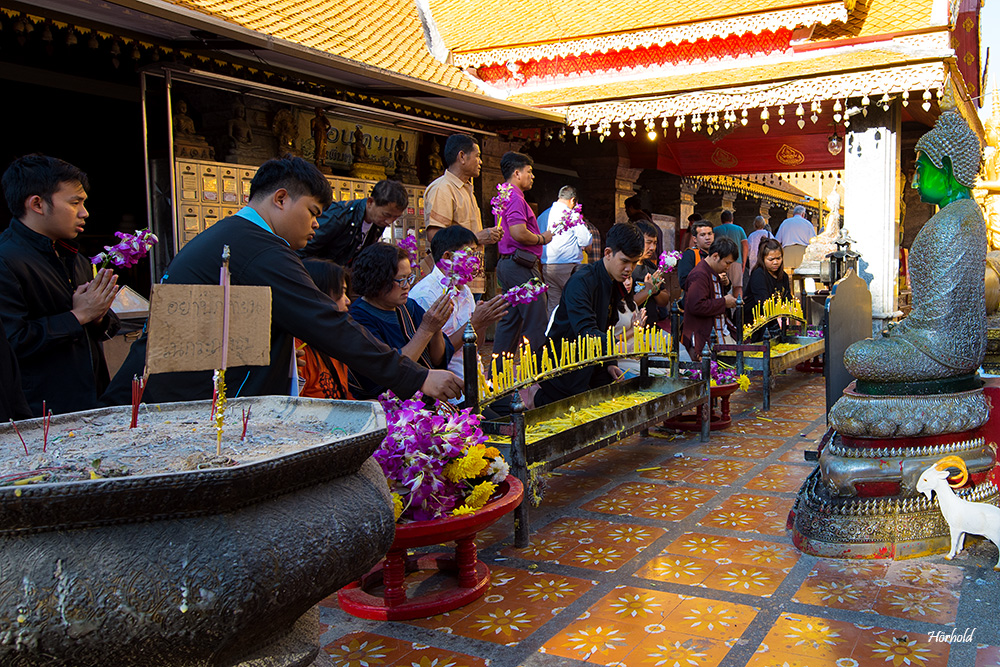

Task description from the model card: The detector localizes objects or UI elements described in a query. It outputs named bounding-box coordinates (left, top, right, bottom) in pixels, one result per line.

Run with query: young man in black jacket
left=533, top=222, right=645, bottom=407
left=0, top=155, right=120, bottom=416
left=104, top=156, right=462, bottom=405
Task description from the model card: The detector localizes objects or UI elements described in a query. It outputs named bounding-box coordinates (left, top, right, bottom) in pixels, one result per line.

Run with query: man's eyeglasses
left=393, top=274, right=417, bottom=288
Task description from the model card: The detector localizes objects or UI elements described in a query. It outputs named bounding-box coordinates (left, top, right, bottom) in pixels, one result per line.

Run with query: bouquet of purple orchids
left=438, top=248, right=482, bottom=297
left=502, top=277, right=548, bottom=305
left=491, top=183, right=514, bottom=221
left=375, top=391, right=509, bottom=522
left=91, top=229, right=158, bottom=269
left=549, top=203, right=584, bottom=235
left=398, top=233, right=419, bottom=269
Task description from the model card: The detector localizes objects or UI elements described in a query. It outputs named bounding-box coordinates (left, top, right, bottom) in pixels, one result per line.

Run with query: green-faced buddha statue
left=844, top=110, right=987, bottom=382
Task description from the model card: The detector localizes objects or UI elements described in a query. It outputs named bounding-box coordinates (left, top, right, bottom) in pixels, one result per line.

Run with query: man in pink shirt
left=494, top=151, right=552, bottom=355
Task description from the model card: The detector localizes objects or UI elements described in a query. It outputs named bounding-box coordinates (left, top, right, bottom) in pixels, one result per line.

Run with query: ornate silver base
left=791, top=467, right=1000, bottom=559
left=828, top=385, right=989, bottom=437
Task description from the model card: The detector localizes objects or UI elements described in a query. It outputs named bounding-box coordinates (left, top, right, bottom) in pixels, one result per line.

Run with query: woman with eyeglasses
left=348, top=242, right=455, bottom=398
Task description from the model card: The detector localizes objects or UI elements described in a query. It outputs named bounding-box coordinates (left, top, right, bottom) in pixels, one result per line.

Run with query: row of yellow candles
left=749, top=295, right=804, bottom=326
left=478, top=325, right=671, bottom=400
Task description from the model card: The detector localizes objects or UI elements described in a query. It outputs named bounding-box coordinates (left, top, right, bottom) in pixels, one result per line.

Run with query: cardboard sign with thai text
left=146, top=284, right=271, bottom=374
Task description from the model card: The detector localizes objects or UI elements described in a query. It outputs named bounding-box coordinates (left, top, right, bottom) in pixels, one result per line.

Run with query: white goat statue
left=916, top=456, right=1000, bottom=570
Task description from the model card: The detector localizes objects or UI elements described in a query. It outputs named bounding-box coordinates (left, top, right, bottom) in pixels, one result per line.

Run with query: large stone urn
left=0, top=397, right=395, bottom=666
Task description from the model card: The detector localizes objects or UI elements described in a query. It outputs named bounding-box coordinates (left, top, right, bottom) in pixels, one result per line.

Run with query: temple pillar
left=843, top=103, right=902, bottom=335
left=571, top=143, right=642, bottom=237
left=758, top=201, right=772, bottom=221
left=679, top=179, right=699, bottom=224
left=720, top=192, right=737, bottom=214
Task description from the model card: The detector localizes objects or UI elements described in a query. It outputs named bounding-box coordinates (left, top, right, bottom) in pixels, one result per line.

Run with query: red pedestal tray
left=338, top=475, right=524, bottom=620
left=661, top=382, right=739, bottom=431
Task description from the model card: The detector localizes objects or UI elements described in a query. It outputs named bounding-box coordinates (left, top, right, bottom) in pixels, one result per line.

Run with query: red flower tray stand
left=660, top=382, right=739, bottom=431
left=338, top=476, right=524, bottom=620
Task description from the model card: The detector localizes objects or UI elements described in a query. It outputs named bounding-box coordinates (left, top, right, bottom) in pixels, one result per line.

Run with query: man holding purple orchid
left=493, top=151, right=551, bottom=356
left=0, top=154, right=120, bottom=415
left=534, top=223, right=645, bottom=407
left=539, top=185, right=592, bottom=318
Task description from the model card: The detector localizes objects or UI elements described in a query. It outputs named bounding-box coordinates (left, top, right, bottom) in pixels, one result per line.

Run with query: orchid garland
left=804, top=329, right=823, bottom=338
left=491, top=182, right=514, bottom=220
left=550, top=203, right=584, bottom=235
left=91, top=229, right=158, bottom=269
left=502, top=277, right=548, bottom=305
left=438, top=248, right=482, bottom=297
left=398, top=233, right=419, bottom=269
left=658, top=250, right=683, bottom=273
left=375, top=391, right=509, bottom=522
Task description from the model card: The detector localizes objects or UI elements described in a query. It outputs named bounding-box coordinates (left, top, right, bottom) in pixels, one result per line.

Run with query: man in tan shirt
left=423, top=134, right=501, bottom=296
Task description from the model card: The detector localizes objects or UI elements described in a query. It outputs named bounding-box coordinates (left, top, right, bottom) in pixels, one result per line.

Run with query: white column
left=843, top=102, right=901, bottom=335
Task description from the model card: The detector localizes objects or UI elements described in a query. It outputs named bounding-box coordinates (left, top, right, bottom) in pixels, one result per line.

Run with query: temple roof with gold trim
left=162, top=0, right=479, bottom=93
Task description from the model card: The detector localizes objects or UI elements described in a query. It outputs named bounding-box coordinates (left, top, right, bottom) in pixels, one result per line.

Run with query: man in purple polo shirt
left=494, top=151, right=552, bottom=355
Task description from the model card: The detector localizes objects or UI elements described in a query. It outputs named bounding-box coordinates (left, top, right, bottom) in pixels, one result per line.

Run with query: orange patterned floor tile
left=583, top=585, right=686, bottom=627
left=634, top=554, right=713, bottom=585
left=977, top=645, right=1000, bottom=667
left=562, top=542, right=637, bottom=572
left=504, top=570, right=594, bottom=608
left=870, top=583, right=960, bottom=624
left=745, top=463, right=815, bottom=492
left=700, top=509, right=760, bottom=531
left=853, top=626, right=950, bottom=666
left=540, top=618, right=644, bottom=663
left=792, top=574, right=880, bottom=612
left=323, top=632, right=413, bottom=666
left=456, top=604, right=543, bottom=644
left=661, top=595, right=759, bottom=640
left=622, top=631, right=733, bottom=667
left=780, top=440, right=819, bottom=463
left=733, top=417, right=810, bottom=438
left=701, top=562, right=786, bottom=597
left=665, top=532, right=745, bottom=559
left=758, top=613, right=864, bottom=662
left=882, top=560, right=965, bottom=589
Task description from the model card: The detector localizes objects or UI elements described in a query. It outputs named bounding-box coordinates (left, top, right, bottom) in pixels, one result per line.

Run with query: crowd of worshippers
left=0, top=141, right=816, bottom=421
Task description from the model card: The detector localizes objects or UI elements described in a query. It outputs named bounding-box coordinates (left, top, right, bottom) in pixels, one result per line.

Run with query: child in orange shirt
left=296, top=259, right=353, bottom=399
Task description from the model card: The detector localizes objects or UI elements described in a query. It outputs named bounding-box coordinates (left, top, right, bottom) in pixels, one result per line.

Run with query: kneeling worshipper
left=348, top=242, right=456, bottom=399
left=743, top=239, right=791, bottom=342
left=534, top=222, right=645, bottom=407
left=295, top=259, right=353, bottom=399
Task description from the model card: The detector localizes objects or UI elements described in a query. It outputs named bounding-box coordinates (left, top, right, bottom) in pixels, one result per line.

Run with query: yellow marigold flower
left=465, top=480, right=497, bottom=510
left=484, top=446, right=501, bottom=459
left=449, top=449, right=489, bottom=481
left=391, top=493, right=403, bottom=521
left=452, top=504, right=477, bottom=516
left=737, top=374, right=751, bottom=392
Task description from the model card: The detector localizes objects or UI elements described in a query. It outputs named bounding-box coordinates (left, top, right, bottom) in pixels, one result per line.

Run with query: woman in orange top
left=296, top=259, right=353, bottom=399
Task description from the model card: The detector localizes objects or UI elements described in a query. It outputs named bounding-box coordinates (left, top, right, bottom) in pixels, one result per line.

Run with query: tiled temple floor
left=318, top=373, right=1000, bottom=667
